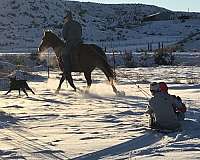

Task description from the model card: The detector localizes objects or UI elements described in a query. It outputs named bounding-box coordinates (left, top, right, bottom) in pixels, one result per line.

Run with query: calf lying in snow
left=5, top=77, right=35, bottom=96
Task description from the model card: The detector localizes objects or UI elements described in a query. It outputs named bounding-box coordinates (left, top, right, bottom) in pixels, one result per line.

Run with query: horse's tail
left=103, top=61, right=116, bottom=81
left=91, top=45, right=116, bottom=81
left=89, top=44, right=107, bottom=61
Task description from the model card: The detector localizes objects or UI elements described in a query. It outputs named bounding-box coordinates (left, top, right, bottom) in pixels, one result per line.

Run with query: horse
left=38, top=31, right=119, bottom=95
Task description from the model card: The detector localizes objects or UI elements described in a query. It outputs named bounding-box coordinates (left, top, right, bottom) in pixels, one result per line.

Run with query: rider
left=62, top=10, right=82, bottom=73
left=146, top=82, right=183, bottom=131
left=159, top=82, right=187, bottom=121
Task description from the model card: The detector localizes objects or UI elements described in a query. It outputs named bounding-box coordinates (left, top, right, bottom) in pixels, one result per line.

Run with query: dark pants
left=62, top=40, right=82, bottom=73
left=149, top=116, right=181, bottom=131
left=62, top=46, right=71, bottom=73
left=176, top=112, right=185, bottom=121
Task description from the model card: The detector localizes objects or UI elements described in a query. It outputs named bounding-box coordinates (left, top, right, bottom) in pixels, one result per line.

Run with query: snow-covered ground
left=0, top=66, right=199, bottom=159
left=0, top=0, right=200, bottom=159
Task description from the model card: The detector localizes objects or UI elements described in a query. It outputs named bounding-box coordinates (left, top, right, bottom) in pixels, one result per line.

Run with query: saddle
left=59, top=42, right=83, bottom=72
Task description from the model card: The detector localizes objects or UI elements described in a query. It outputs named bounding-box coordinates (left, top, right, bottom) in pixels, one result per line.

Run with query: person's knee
left=176, top=112, right=185, bottom=121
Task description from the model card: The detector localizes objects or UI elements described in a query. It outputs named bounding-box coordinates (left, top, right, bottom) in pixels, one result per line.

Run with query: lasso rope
left=115, top=69, right=151, bottom=99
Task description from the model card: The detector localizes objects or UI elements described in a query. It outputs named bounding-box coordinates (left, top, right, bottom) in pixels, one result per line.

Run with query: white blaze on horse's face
left=38, top=34, right=48, bottom=52
left=38, top=40, right=43, bottom=52
left=38, top=39, right=46, bottom=52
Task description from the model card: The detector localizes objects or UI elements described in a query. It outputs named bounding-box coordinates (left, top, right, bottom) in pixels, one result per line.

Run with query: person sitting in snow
left=146, top=82, right=183, bottom=131
left=159, top=82, right=187, bottom=121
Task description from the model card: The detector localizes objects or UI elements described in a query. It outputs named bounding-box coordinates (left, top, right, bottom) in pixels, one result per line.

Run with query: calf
left=5, top=77, right=35, bottom=96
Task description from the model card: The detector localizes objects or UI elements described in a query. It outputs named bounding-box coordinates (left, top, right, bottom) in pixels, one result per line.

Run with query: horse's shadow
left=81, top=91, right=148, bottom=108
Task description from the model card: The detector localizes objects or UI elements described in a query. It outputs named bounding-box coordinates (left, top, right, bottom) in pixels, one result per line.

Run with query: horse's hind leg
left=99, top=65, right=118, bottom=94
left=66, top=72, right=76, bottom=91
left=56, top=74, right=65, bottom=93
left=84, top=71, right=92, bottom=92
left=109, top=78, right=118, bottom=94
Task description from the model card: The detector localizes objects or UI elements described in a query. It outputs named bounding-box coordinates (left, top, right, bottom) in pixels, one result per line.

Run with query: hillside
left=0, top=0, right=200, bottom=52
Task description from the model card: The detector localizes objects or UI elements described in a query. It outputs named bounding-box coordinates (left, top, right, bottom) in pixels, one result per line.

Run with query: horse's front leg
left=66, top=72, right=76, bottom=91
left=55, top=73, right=65, bottom=94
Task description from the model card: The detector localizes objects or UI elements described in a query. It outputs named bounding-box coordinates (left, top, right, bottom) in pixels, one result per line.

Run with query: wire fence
left=0, top=52, right=55, bottom=90
left=0, top=51, right=61, bottom=71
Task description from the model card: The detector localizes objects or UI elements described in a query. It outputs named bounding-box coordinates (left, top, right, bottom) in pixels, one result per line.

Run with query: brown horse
left=38, top=31, right=119, bottom=95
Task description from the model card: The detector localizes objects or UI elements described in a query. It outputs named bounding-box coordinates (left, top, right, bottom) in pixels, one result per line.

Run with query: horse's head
left=38, top=30, right=62, bottom=53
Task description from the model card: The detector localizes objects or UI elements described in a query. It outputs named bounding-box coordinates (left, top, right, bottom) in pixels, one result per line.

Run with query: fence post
left=112, top=50, right=116, bottom=70
left=158, top=42, right=161, bottom=49
left=112, top=50, right=116, bottom=79
left=47, top=49, right=50, bottom=78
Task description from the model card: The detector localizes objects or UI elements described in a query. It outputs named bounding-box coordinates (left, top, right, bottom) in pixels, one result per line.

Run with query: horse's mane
left=44, top=30, right=65, bottom=46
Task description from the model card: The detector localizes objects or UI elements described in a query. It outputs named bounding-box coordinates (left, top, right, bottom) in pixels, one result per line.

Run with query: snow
left=0, top=66, right=200, bottom=159
left=0, top=0, right=200, bottom=159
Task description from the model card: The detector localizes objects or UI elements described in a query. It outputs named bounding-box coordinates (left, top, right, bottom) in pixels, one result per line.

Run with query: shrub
left=14, top=55, right=25, bottom=66
left=79, top=9, right=87, bottom=17
left=139, top=52, right=154, bottom=67
left=122, top=50, right=135, bottom=67
left=154, top=49, right=174, bottom=65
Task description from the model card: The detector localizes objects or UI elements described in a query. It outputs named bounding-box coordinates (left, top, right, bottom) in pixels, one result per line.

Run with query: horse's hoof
left=84, top=90, right=89, bottom=94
